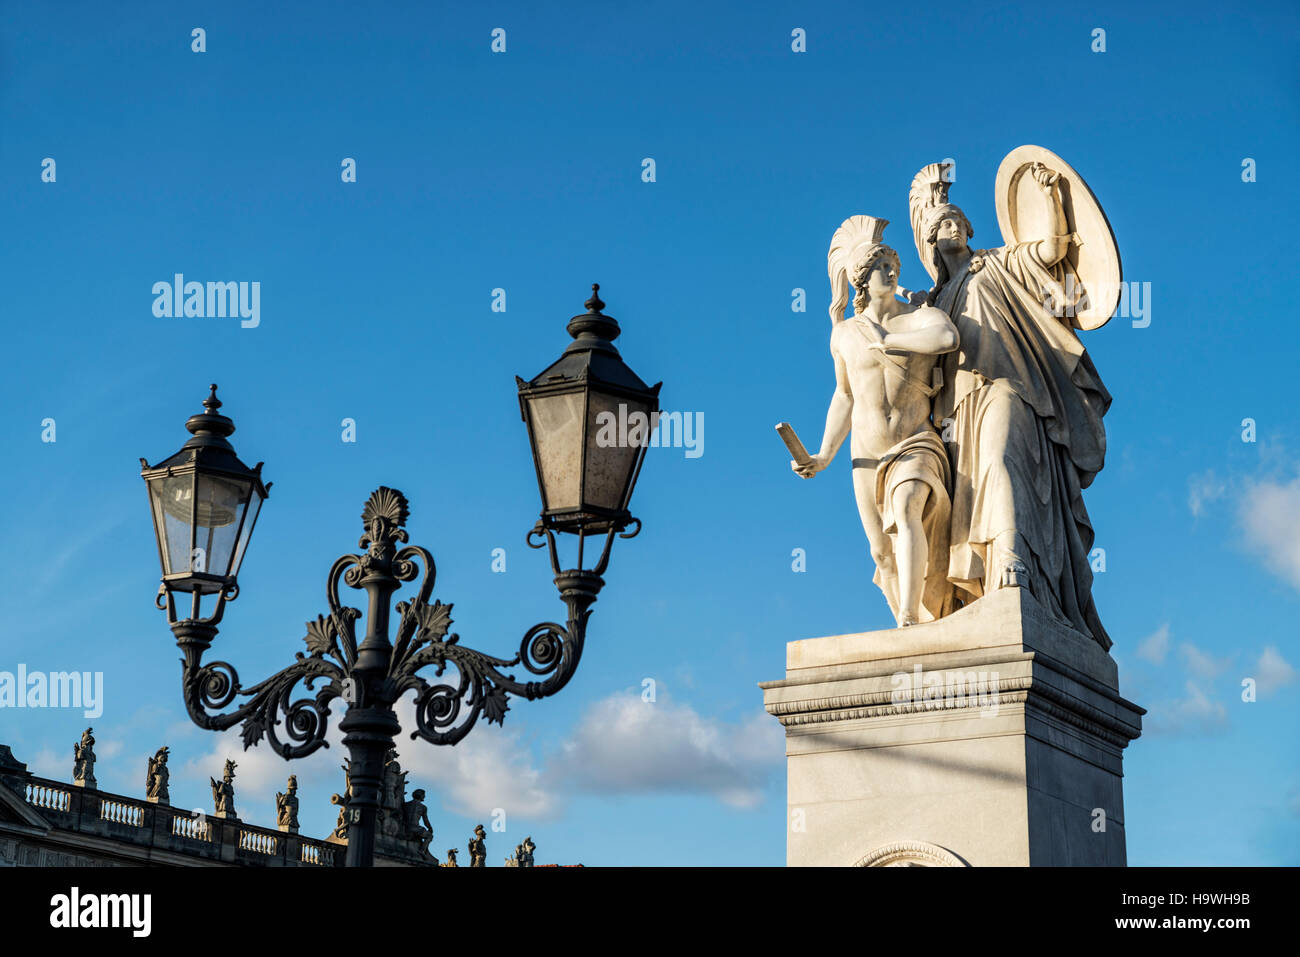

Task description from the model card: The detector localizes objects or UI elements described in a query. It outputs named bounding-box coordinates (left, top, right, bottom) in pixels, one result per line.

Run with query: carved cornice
left=767, top=674, right=1140, bottom=748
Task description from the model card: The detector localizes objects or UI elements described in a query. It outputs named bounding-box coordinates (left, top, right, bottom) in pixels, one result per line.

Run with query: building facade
left=0, top=740, right=450, bottom=867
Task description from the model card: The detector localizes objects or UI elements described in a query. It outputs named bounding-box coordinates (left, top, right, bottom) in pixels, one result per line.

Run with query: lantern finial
left=185, top=385, right=236, bottom=442
left=566, top=282, right=620, bottom=346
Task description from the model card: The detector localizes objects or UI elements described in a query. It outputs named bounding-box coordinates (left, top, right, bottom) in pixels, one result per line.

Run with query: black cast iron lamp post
left=141, top=286, right=659, bottom=867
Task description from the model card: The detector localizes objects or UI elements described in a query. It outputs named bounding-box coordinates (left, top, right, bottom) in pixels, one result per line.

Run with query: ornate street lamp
left=140, top=386, right=269, bottom=624
left=517, top=282, right=661, bottom=567
left=141, top=286, right=659, bottom=867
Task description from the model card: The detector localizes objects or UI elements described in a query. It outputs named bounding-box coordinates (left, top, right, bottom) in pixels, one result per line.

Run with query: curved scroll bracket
left=179, top=651, right=345, bottom=761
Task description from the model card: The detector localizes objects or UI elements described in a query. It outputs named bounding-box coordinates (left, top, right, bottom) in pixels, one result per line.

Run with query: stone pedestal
left=760, top=588, right=1143, bottom=866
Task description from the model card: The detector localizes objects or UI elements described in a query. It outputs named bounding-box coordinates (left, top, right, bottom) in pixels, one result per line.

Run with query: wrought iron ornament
left=167, top=486, right=604, bottom=756
left=160, top=485, right=624, bottom=865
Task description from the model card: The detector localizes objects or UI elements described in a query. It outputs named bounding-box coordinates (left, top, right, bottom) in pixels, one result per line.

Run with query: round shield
left=994, top=145, right=1122, bottom=331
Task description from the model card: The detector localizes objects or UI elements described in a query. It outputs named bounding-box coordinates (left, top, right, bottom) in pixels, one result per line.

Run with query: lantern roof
left=141, top=385, right=269, bottom=494
left=518, top=285, right=661, bottom=398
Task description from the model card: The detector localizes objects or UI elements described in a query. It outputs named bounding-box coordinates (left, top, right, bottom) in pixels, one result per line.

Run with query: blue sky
left=1, top=1, right=1297, bottom=865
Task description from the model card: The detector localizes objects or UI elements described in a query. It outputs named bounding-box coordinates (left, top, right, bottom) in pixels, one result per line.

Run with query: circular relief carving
left=854, top=841, right=968, bottom=867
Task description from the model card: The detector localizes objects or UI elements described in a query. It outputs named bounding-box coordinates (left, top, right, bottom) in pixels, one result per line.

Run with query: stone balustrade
left=12, top=774, right=337, bottom=867
left=1, top=742, right=477, bottom=868
left=299, top=841, right=336, bottom=866
left=238, top=828, right=279, bottom=856
left=25, top=781, right=71, bottom=813
left=171, top=811, right=211, bottom=842
left=99, top=796, right=146, bottom=827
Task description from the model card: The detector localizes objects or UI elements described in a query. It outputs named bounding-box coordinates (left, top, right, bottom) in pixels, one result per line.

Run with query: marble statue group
left=785, top=146, right=1119, bottom=649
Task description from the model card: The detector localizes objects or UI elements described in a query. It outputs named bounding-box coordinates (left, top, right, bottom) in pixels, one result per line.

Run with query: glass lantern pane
left=149, top=474, right=195, bottom=576
left=193, top=473, right=250, bottom=578
left=528, top=392, right=584, bottom=512
left=230, top=489, right=262, bottom=578
left=584, top=392, right=651, bottom=513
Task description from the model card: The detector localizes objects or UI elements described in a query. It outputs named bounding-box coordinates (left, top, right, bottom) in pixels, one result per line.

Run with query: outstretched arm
left=794, top=346, right=852, bottom=478
left=875, top=306, right=958, bottom=355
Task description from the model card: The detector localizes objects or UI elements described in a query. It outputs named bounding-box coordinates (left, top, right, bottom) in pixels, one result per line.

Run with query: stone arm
left=796, top=344, right=852, bottom=477
left=877, top=307, right=958, bottom=356
left=1027, top=162, right=1070, bottom=268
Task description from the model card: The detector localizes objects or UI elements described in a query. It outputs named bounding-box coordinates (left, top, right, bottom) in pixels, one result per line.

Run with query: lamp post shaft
left=338, top=508, right=407, bottom=868
left=339, top=705, right=399, bottom=868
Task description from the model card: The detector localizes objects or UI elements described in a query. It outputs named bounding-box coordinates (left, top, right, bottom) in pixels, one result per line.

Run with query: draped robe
left=932, top=242, right=1111, bottom=648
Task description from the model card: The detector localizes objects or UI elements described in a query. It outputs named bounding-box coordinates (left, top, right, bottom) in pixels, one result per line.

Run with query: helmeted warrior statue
left=210, top=758, right=238, bottom=818
left=276, top=774, right=300, bottom=832
left=468, top=824, right=487, bottom=867
left=73, top=728, right=97, bottom=789
left=145, top=746, right=170, bottom=804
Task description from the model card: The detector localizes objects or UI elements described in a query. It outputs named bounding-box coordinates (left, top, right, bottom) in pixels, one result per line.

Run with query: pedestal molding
left=768, top=675, right=1140, bottom=748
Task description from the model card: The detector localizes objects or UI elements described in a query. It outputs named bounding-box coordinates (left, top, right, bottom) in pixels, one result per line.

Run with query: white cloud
left=1188, top=470, right=1227, bottom=517
left=1239, top=474, right=1300, bottom=590
left=550, top=690, right=784, bottom=809
left=1146, top=681, right=1229, bottom=735
left=1136, top=624, right=1171, bottom=664
left=1179, top=643, right=1231, bottom=680
left=1252, top=646, right=1297, bottom=697
left=390, top=698, right=559, bottom=821
left=393, top=691, right=783, bottom=816
left=27, top=746, right=62, bottom=780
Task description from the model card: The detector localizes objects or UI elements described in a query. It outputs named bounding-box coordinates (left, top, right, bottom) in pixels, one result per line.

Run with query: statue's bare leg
left=891, top=480, right=930, bottom=626
left=851, top=465, right=899, bottom=620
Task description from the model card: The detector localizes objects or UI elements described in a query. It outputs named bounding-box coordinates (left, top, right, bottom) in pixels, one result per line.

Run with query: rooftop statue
left=468, top=823, right=487, bottom=867
left=73, top=728, right=97, bottom=789
left=211, top=758, right=238, bottom=818
left=276, top=774, right=299, bottom=832
left=145, top=746, right=170, bottom=804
